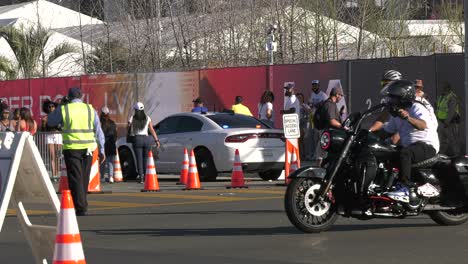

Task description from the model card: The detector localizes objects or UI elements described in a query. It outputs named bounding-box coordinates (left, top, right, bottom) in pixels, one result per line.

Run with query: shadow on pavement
left=84, top=222, right=437, bottom=237
left=87, top=226, right=299, bottom=236
left=330, top=222, right=436, bottom=232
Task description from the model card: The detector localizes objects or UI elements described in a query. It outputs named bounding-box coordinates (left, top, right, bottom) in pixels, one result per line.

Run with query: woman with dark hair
left=17, top=107, right=37, bottom=135
left=258, top=90, right=275, bottom=127
left=41, top=99, right=62, bottom=179
left=128, top=102, right=160, bottom=183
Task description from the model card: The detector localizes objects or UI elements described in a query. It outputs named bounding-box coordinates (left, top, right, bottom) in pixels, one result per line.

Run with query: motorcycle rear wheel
left=428, top=209, right=468, bottom=226
left=284, top=177, right=338, bottom=233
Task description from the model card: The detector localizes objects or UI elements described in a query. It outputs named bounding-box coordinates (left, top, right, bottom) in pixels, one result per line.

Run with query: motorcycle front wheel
left=284, top=177, right=338, bottom=233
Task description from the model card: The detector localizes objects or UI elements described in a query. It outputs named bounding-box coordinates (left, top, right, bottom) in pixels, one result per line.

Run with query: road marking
left=7, top=190, right=283, bottom=216
left=88, top=196, right=283, bottom=211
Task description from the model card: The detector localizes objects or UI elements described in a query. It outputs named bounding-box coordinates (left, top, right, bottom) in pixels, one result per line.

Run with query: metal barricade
left=34, top=132, right=63, bottom=182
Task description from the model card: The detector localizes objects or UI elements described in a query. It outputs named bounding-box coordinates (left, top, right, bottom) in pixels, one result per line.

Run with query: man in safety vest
left=48, top=87, right=105, bottom=216
left=436, top=82, right=460, bottom=156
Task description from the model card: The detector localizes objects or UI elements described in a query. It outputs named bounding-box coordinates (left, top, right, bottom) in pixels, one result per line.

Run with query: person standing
left=307, top=80, right=328, bottom=160
left=296, top=93, right=312, bottom=160
left=436, top=82, right=460, bottom=156
left=283, top=82, right=300, bottom=114
left=231, top=96, right=253, bottom=116
left=308, top=80, right=327, bottom=113
left=16, top=107, right=37, bottom=135
left=258, top=90, right=275, bottom=127
left=191, top=98, right=208, bottom=113
left=314, top=87, right=344, bottom=164
left=128, top=102, right=160, bottom=183
left=41, top=100, right=62, bottom=179
left=12, top=108, right=20, bottom=128
left=0, top=104, right=15, bottom=132
left=100, top=107, right=117, bottom=183
left=48, top=87, right=105, bottom=216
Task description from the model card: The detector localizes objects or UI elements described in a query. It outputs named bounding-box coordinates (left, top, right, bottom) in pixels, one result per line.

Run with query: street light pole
left=266, top=24, right=277, bottom=66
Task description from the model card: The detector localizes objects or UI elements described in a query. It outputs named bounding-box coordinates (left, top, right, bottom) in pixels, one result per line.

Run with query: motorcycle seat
left=412, top=154, right=450, bottom=168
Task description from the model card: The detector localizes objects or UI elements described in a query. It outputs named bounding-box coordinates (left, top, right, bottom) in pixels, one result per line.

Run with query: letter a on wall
left=0, top=132, right=60, bottom=264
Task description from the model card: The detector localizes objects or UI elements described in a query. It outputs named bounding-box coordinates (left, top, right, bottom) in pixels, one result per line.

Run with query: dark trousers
left=134, top=135, right=150, bottom=179
left=438, top=121, right=460, bottom=156
left=400, top=142, right=436, bottom=183
left=63, top=149, right=92, bottom=213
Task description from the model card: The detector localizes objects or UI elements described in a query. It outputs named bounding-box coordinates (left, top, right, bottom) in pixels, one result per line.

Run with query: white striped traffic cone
left=88, top=148, right=103, bottom=193
left=141, top=151, right=160, bottom=192
left=58, top=158, right=69, bottom=193
left=227, top=149, right=247, bottom=189
left=184, top=150, right=201, bottom=190
left=52, top=190, right=86, bottom=264
left=113, top=151, right=123, bottom=182
left=177, top=148, right=189, bottom=185
left=290, top=151, right=299, bottom=174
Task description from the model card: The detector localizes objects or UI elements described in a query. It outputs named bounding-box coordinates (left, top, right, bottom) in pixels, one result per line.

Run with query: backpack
left=313, top=100, right=328, bottom=130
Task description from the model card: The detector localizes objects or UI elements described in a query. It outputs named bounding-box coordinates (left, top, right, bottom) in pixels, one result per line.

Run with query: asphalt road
left=1, top=176, right=468, bottom=264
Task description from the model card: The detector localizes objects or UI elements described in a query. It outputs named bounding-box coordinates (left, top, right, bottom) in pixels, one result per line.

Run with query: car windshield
left=207, top=113, right=270, bottom=129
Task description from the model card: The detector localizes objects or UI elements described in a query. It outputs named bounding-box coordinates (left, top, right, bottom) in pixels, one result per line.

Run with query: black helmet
left=381, top=70, right=402, bottom=81
left=381, top=79, right=415, bottom=107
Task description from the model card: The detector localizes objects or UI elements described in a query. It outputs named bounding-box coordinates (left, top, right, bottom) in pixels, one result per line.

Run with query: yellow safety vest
left=61, top=102, right=97, bottom=150
left=436, top=92, right=459, bottom=120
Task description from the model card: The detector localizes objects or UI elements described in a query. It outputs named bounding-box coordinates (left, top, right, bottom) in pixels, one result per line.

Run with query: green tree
left=0, top=25, right=78, bottom=79
left=0, top=55, right=17, bottom=80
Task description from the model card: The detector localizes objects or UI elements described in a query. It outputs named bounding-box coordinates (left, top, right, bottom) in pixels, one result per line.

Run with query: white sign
left=0, top=132, right=60, bottom=264
left=282, top=114, right=300, bottom=139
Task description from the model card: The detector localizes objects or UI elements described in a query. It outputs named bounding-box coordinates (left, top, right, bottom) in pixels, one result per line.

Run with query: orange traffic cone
left=184, top=150, right=201, bottom=190
left=227, top=149, right=248, bottom=189
left=58, top=158, right=69, bottom=193
left=290, top=151, right=299, bottom=174
left=177, top=148, right=189, bottom=185
left=52, top=190, right=86, bottom=264
left=88, top=148, right=110, bottom=194
left=141, top=150, right=160, bottom=192
left=113, top=151, right=123, bottom=182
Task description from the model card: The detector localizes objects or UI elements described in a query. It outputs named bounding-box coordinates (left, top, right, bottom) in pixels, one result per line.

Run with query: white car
left=116, top=112, right=286, bottom=181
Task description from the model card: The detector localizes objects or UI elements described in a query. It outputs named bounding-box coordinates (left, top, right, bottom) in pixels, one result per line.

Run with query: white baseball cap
left=101, top=106, right=110, bottom=114
left=312, top=80, right=320, bottom=84
left=133, top=102, right=144, bottom=110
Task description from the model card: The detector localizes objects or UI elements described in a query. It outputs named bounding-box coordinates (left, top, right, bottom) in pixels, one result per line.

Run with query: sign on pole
left=0, top=132, right=60, bottom=264
left=282, top=113, right=300, bottom=139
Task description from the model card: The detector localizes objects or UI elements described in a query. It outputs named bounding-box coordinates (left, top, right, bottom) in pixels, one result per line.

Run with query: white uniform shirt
left=258, top=102, right=274, bottom=120
left=384, top=102, right=439, bottom=152
left=284, top=94, right=301, bottom=115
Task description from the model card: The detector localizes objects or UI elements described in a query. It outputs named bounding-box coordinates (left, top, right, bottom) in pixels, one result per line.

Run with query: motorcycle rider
left=369, top=70, right=403, bottom=133
left=376, top=80, right=439, bottom=206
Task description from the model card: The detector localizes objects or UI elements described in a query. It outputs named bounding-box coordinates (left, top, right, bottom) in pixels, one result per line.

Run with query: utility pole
left=465, top=0, right=468, bottom=154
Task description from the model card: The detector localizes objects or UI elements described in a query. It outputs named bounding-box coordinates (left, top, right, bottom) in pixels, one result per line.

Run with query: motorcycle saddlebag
left=450, top=157, right=468, bottom=204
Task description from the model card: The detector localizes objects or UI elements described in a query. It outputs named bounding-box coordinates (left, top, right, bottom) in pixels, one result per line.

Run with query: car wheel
left=119, top=147, right=137, bottom=181
left=258, top=169, right=282, bottom=181
left=194, top=148, right=218, bottom=181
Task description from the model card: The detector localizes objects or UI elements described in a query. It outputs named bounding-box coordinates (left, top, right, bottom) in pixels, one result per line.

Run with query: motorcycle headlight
left=320, top=131, right=331, bottom=150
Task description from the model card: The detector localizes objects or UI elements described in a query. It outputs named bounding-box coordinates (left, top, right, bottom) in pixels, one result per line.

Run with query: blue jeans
left=134, top=135, right=150, bottom=180
left=100, top=155, right=115, bottom=179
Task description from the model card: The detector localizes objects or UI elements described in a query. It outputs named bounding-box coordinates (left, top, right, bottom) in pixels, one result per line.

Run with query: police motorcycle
left=284, top=103, right=468, bottom=233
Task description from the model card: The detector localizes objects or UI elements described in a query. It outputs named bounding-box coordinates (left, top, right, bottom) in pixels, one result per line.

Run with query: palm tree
left=0, top=55, right=17, bottom=80
left=0, top=24, right=79, bottom=79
